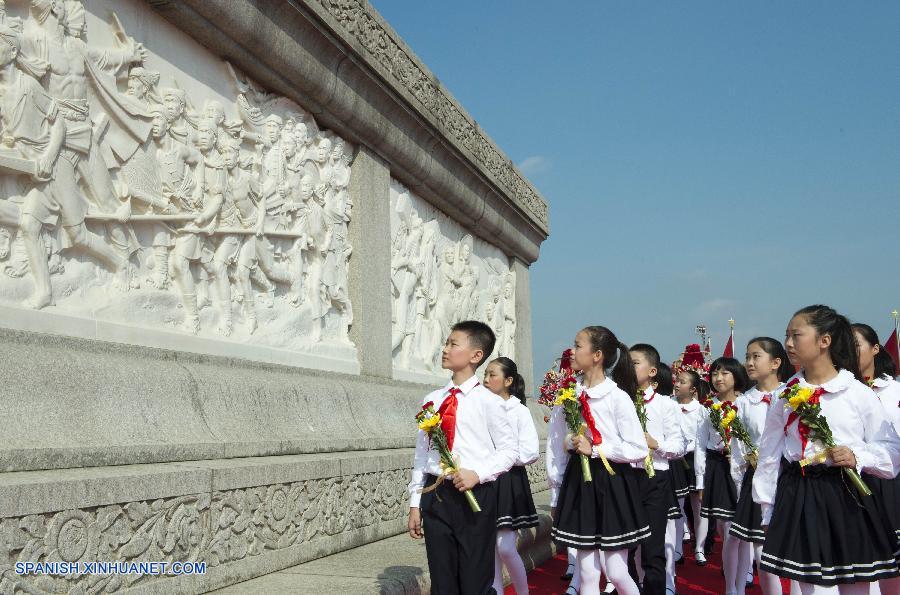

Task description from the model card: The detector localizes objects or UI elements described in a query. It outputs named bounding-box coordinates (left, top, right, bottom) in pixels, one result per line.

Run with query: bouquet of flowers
left=726, top=412, right=758, bottom=467
left=781, top=380, right=872, bottom=497
left=415, top=402, right=481, bottom=512
left=702, top=398, right=734, bottom=456
left=633, top=390, right=656, bottom=477
left=550, top=373, right=596, bottom=482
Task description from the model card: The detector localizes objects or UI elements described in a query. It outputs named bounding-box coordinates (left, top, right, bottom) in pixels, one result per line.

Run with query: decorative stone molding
left=310, top=0, right=548, bottom=229
left=0, top=469, right=409, bottom=594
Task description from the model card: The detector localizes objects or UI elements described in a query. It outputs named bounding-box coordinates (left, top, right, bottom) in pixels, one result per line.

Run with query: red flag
left=723, top=333, right=734, bottom=358
left=884, top=328, right=899, bottom=373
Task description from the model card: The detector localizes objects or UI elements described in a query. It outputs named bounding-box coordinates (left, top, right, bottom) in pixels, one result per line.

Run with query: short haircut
left=630, top=343, right=661, bottom=368
left=451, top=320, right=496, bottom=366
left=709, top=356, right=751, bottom=393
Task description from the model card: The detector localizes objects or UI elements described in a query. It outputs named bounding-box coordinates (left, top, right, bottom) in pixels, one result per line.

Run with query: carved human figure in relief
left=0, top=23, right=126, bottom=308
left=168, top=120, right=224, bottom=333
left=500, top=271, right=516, bottom=356
left=454, top=235, right=479, bottom=321
left=321, top=148, right=353, bottom=340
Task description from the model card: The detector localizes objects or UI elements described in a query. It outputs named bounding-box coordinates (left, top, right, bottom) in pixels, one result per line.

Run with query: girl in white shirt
left=695, top=356, right=750, bottom=594
left=753, top=305, right=899, bottom=594
left=671, top=368, right=707, bottom=564
left=547, top=326, right=650, bottom=595
left=730, top=337, right=794, bottom=595
left=484, top=357, right=540, bottom=595
left=852, top=323, right=900, bottom=595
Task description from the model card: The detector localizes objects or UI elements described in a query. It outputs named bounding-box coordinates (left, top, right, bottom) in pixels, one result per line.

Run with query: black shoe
left=561, top=562, right=575, bottom=581
left=675, top=554, right=685, bottom=566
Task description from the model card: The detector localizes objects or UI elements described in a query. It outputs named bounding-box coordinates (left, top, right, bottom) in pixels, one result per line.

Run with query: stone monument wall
left=0, top=1, right=549, bottom=592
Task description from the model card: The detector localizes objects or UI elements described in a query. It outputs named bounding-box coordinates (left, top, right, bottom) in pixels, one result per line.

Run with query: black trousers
left=422, top=474, right=499, bottom=595
left=629, top=468, right=671, bottom=595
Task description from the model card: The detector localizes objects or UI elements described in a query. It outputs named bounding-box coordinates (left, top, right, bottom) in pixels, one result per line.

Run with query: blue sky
left=371, top=1, right=900, bottom=387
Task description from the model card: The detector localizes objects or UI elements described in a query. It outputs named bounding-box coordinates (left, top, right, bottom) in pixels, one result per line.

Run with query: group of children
left=407, top=305, right=900, bottom=595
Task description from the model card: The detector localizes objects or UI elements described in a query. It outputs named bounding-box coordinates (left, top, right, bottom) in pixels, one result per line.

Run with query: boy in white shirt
left=408, top=320, right=517, bottom=594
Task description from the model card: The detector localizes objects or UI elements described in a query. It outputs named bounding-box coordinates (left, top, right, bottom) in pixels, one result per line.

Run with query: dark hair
left=654, top=362, right=674, bottom=395
left=747, top=336, right=795, bottom=383
left=709, top=356, right=751, bottom=394
left=679, top=369, right=704, bottom=397
left=491, top=357, right=527, bottom=404
left=630, top=343, right=661, bottom=368
left=698, top=379, right=712, bottom=400
left=582, top=326, right=638, bottom=398
left=451, top=320, right=496, bottom=367
left=851, top=323, right=897, bottom=380
left=793, top=305, right=862, bottom=382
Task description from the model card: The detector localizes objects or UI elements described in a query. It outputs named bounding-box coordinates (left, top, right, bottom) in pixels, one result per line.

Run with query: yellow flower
left=417, top=414, right=441, bottom=432
left=788, top=387, right=814, bottom=410
left=720, top=410, right=736, bottom=428
left=554, top=387, right=576, bottom=406
left=711, top=403, right=722, bottom=411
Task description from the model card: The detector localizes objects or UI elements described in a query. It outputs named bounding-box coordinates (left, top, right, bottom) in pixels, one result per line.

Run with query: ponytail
left=492, top=356, right=527, bottom=404
left=611, top=341, right=638, bottom=398
left=795, top=305, right=862, bottom=382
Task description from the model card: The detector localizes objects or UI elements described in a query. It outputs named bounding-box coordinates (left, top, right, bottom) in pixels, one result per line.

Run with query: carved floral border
left=0, top=469, right=408, bottom=594
left=311, top=0, right=549, bottom=228
left=0, top=463, right=548, bottom=593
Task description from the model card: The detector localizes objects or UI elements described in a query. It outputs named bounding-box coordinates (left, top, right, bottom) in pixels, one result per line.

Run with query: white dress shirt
left=675, top=398, right=704, bottom=455
left=546, top=377, right=649, bottom=506
left=730, top=386, right=777, bottom=491
left=407, top=375, right=517, bottom=507
left=504, top=397, right=540, bottom=466
left=631, top=387, right=686, bottom=471
left=693, top=396, right=736, bottom=491
left=872, top=375, right=900, bottom=474
left=752, top=369, right=899, bottom=524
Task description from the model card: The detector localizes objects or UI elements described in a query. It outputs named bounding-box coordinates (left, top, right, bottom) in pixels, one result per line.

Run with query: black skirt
left=699, top=449, right=737, bottom=520
left=864, top=472, right=900, bottom=550
left=665, top=468, right=682, bottom=520
left=495, top=465, right=539, bottom=530
left=760, top=460, right=900, bottom=585
left=730, top=466, right=765, bottom=543
left=670, top=455, right=694, bottom=497
left=552, top=455, right=650, bottom=550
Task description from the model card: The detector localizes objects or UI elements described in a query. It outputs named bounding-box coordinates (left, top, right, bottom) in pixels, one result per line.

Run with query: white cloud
left=692, top=298, right=737, bottom=321
left=517, top=155, right=549, bottom=176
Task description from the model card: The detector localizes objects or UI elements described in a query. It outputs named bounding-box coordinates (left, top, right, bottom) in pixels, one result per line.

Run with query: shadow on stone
left=377, top=565, right=426, bottom=594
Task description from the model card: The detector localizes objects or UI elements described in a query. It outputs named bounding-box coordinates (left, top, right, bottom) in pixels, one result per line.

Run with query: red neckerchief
left=643, top=389, right=656, bottom=403
left=761, top=393, right=772, bottom=405
left=578, top=390, right=604, bottom=446
left=438, top=381, right=481, bottom=451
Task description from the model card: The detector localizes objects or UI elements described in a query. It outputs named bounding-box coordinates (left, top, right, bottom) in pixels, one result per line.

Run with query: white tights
left=492, top=529, right=529, bottom=594
left=734, top=541, right=780, bottom=595
left=576, top=548, right=639, bottom=595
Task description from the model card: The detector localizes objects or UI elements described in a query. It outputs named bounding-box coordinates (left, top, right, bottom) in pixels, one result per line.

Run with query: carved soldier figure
left=0, top=24, right=126, bottom=308
left=211, top=139, right=264, bottom=336
left=169, top=120, right=224, bottom=333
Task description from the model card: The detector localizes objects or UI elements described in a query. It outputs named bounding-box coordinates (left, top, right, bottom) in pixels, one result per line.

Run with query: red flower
left=786, top=378, right=799, bottom=388
left=422, top=401, right=434, bottom=411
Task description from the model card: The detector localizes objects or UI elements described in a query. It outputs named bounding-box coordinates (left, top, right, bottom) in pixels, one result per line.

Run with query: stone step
left=209, top=491, right=555, bottom=594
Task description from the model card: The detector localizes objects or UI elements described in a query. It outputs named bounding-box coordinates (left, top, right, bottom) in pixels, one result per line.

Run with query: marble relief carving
left=0, top=1, right=354, bottom=353
left=390, top=180, right=516, bottom=375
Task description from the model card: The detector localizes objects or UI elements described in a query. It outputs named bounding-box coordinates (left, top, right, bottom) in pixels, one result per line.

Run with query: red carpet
left=505, top=538, right=791, bottom=594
